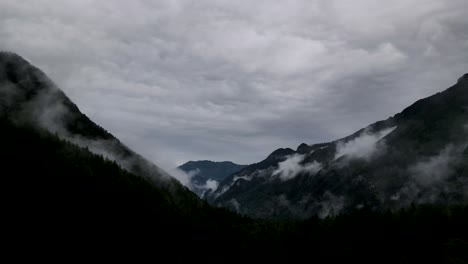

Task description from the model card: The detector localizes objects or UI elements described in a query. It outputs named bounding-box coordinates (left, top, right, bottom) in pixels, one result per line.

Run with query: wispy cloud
left=318, top=192, right=346, bottom=219
left=409, top=145, right=459, bottom=186
left=334, top=127, right=396, bottom=161
left=274, top=154, right=321, bottom=181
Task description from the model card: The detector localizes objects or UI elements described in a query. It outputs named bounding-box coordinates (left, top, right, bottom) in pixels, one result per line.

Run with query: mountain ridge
left=1, top=52, right=468, bottom=262
left=207, top=72, right=468, bottom=219
left=178, top=160, right=247, bottom=196
left=0, top=51, right=197, bottom=202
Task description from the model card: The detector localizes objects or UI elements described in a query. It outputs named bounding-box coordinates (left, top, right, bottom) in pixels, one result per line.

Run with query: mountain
left=0, top=51, right=261, bottom=250
left=178, top=160, right=247, bottom=196
left=1, top=52, right=467, bottom=261
left=207, top=73, right=468, bottom=219
left=0, top=52, right=188, bottom=192
left=0, top=51, right=199, bottom=238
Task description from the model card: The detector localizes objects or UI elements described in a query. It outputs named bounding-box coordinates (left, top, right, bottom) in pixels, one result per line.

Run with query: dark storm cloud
left=1, top=0, right=467, bottom=168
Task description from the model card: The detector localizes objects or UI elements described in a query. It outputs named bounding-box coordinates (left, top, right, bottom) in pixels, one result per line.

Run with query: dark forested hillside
left=0, top=51, right=183, bottom=192
left=2, top=113, right=468, bottom=262
left=1, top=52, right=467, bottom=261
left=0, top=116, right=238, bottom=246
left=208, top=74, right=468, bottom=219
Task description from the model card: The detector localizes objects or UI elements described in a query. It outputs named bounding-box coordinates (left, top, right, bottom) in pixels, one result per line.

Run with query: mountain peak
left=296, top=143, right=309, bottom=153
left=0, top=52, right=32, bottom=74
left=0, top=51, right=25, bottom=60
left=0, top=51, right=58, bottom=96
left=458, top=73, right=468, bottom=84
left=267, top=148, right=295, bottom=159
left=209, top=73, right=468, bottom=219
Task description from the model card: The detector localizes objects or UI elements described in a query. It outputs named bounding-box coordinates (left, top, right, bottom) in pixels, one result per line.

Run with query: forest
left=2, top=116, right=467, bottom=262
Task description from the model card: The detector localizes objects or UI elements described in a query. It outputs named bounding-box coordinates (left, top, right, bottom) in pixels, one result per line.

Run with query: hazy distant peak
left=183, top=160, right=238, bottom=165
left=178, top=160, right=247, bottom=196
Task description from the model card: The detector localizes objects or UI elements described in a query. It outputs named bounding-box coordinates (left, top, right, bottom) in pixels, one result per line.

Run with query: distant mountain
left=207, top=73, right=468, bottom=219
left=178, top=160, right=247, bottom=196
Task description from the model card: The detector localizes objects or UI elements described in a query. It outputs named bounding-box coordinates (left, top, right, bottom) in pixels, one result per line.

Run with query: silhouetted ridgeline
left=208, top=73, right=468, bottom=219
left=1, top=52, right=467, bottom=261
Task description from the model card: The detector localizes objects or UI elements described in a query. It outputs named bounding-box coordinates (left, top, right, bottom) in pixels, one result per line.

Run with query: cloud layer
left=1, top=0, right=467, bottom=166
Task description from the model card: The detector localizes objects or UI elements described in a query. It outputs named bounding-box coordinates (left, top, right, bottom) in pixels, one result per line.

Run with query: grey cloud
left=197, top=179, right=219, bottom=196
left=394, top=143, right=467, bottom=206
left=334, top=126, right=396, bottom=161
left=1, top=0, right=467, bottom=166
left=273, top=154, right=321, bottom=181
left=318, top=191, right=346, bottom=219
left=409, top=146, right=460, bottom=187
left=181, top=169, right=220, bottom=195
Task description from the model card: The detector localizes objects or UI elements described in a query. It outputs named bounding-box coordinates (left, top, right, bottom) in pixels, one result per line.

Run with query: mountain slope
left=4, top=116, right=467, bottom=262
left=0, top=51, right=239, bottom=247
left=0, top=51, right=190, bottom=197
left=207, top=73, right=468, bottom=219
left=178, top=160, right=247, bottom=196
left=1, top=52, right=468, bottom=262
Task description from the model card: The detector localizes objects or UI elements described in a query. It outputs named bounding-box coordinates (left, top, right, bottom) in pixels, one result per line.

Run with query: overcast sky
left=1, top=0, right=467, bottom=167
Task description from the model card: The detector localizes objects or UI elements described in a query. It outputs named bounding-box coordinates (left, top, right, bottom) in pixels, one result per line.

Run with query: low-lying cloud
left=274, top=154, right=321, bottom=181
left=195, top=179, right=220, bottom=197
left=409, top=145, right=459, bottom=186
left=318, top=191, right=346, bottom=219
left=334, top=127, right=396, bottom=161
left=391, top=143, right=468, bottom=206
left=0, top=54, right=188, bottom=188
left=202, top=179, right=219, bottom=193
left=176, top=168, right=221, bottom=196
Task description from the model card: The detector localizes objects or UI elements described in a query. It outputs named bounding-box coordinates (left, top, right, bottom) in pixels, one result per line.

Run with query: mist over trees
left=208, top=76, right=468, bottom=219
left=1, top=52, right=467, bottom=261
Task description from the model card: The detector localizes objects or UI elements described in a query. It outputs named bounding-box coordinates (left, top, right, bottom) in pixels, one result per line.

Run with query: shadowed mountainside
left=178, top=160, right=247, bottom=196
left=208, top=73, right=468, bottom=219
left=1, top=52, right=467, bottom=261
